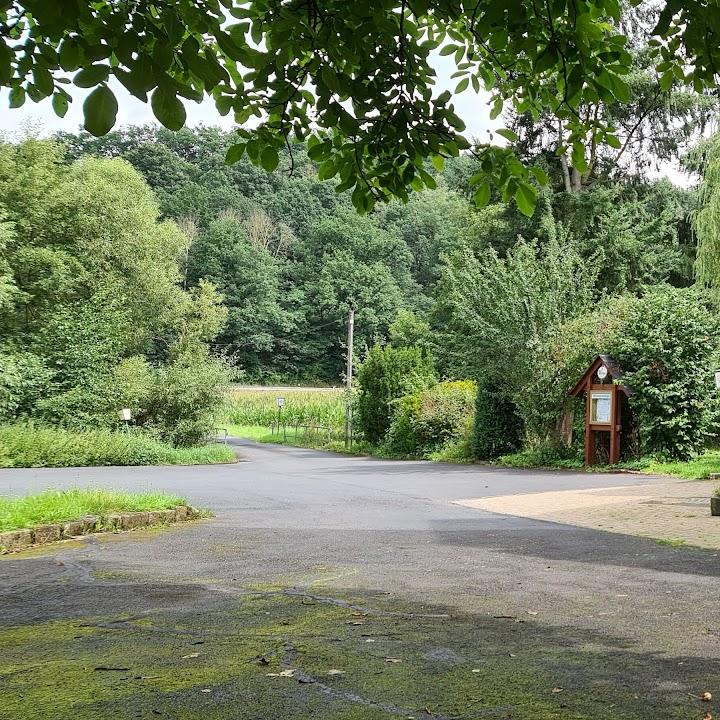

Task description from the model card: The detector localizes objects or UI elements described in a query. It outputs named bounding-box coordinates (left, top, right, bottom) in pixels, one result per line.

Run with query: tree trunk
left=560, top=153, right=572, bottom=193
left=570, top=166, right=583, bottom=192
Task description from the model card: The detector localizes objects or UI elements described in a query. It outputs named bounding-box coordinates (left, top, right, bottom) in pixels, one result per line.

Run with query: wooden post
left=584, top=377, right=594, bottom=466
left=344, top=308, right=354, bottom=449
left=609, top=384, right=621, bottom=464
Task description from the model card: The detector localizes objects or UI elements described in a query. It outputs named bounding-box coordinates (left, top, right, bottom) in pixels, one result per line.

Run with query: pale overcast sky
left=0, top=55, right=495, bottom=140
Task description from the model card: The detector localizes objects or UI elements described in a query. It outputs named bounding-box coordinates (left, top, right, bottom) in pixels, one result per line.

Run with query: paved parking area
left=455, top=479, right=720, bottom=549
left=0, top=441, right=718, bottom=719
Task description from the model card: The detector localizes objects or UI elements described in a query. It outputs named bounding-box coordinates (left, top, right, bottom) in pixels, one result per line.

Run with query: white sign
left=590, top=391, right=612, bottom=424
left=597, top=365, right=608, bottom=380
left=715, top=370, right=720, bottom=390
left=118, top=408, right=132, bottom=421
left=276, top=397, right=285, bottom=407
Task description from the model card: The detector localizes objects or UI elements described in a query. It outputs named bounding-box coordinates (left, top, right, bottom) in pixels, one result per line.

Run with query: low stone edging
left=0, top=505, right=199, bottom=554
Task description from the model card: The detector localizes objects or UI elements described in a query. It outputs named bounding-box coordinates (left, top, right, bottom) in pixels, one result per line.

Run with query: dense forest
left=54, top=117, right=701, bottom=387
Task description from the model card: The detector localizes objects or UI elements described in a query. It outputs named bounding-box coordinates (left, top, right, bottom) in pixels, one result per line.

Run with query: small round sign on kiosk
left=597, top=365, right=608, bottom=380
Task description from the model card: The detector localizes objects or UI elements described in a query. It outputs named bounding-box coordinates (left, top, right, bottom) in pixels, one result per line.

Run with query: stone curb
left=0, top=505, right=200, bottom=554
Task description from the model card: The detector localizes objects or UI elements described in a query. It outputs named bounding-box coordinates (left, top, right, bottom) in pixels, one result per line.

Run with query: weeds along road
left=0, top=439, right=717, bottom=720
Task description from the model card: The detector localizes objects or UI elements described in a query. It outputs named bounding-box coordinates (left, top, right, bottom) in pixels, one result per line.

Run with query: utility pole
left=345, top=307, right=355, bottom=449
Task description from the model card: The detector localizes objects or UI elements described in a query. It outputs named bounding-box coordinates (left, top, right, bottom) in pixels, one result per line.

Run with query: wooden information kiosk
left=569, top=355, right=631, bottom=466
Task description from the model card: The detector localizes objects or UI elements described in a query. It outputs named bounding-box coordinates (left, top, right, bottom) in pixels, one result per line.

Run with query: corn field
left=225, top=387, right=346, bottom=429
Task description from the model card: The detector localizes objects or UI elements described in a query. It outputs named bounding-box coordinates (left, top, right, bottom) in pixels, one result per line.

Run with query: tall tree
left=187, top=214, right=294, bottom=379
left=694, top=137, right=720, bottom=291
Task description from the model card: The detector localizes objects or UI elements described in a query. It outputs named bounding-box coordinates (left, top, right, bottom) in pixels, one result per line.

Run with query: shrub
left=0, top=352, right=51, bottom=422
left=356, top=345, right=436, bottom=443
left=606, top=287, right=720, bottom=459
left=0, top=424, right=235, bottom=467
left=386, top=379, right=477, bottom=457
left=472, top=379, right=524, bottom=460
left=147, top=349, right=231, bottom=447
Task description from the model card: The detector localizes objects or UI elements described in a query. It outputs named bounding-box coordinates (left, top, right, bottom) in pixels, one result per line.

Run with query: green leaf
left=431, top=154, right=444, bottom=172
left=659, top=70, right=674, bottom=92
left=515, top=182, right=537, bottom=217
left=571, top=142, right=588, bottom=173
left=317, top=159, right=337, bottom=180
left=32, top=67, right=54, bottom=97
left=0, top=40, right=12, bottom=85
left=52, top=92, right=69, bottom=118
left=320, top=65, right=341, bottom=94
left=216, top=95, right=233, bottom=116
left=58, top=39, right=82, bottom=71
left=83, top=84, right=118, bottom=137
left=74, top=64, right=110, bottom=88
left=489, top=97, right=503, bottom=120
left=455, top=77, right=469, bottom=93
left=151, top=87, right=186, bottom=131
left=225, top=143, right=246, bottom=164
left=496, top=128, right=518, bottom=142
left=8, top=86, right=25, bottom=109
left=439, top=44, right=458, bottom=56
left=473, top=182, right=491, bottom=207
left=530, top=166, right=549, bottom=185
left=260, top=145, right=279, bottom=172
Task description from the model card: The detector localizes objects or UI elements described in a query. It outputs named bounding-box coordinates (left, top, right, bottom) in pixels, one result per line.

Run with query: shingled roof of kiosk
left=569, top=355, right=632, bottom=397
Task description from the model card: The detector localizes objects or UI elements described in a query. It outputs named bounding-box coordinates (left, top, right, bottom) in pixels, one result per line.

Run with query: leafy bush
left=546, top=288, right=719, bottom=461
left=606, top=287, right=719, bottom=459
left=434, top=236, right=598, bottom=443
left=147, top=349, right=231, bottom=447
left=356, top=345, right=436, bottom=443
left=388, top=310, right=433, bottom=353
left=386, top=380, right=477, bottom=457
left=0, top=352, right=51, bottom=422
left=472, top=379, right=524, bottom=460
left=0, top=424, right=235, bottom=468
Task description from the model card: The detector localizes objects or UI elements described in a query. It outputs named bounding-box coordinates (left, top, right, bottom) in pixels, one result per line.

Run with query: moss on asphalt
left=0, top=591, right=713, bottom=719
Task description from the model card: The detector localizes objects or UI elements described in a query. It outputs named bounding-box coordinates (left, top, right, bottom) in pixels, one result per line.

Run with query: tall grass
left=224, top=387, right=346, bottom=429
left=0, top=488, right=186, bottom=531
left=0, top=425, right=236, bottom=468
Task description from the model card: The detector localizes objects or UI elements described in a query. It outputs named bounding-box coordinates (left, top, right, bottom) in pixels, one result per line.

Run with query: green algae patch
left=0, top=591, right=709, bottom=720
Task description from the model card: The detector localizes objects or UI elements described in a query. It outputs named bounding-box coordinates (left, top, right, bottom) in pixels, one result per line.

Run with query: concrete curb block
left=0, top=505, right=200, bottom=554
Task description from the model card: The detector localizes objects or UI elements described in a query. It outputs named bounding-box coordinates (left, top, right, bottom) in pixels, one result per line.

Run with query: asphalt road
left=1, top=440, right=719, bottom=720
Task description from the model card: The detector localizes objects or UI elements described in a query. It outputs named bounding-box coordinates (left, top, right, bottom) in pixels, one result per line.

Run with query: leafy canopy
left=2, top=1, right=718, bottom=214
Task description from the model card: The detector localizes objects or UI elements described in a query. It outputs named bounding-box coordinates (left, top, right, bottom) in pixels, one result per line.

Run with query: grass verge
left=496, top=449, right=585, bottom=470
left=0, top=488, right=186, bottom=531
left=639, top=452, right=720, bottom=480
left=498, top=448, right=720, bottom=480
left=0, top=424, right=236, bottom=468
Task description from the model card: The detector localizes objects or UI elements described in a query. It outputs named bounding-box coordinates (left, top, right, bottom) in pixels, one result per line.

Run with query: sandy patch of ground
left=454, top=480, right=720, bottom=549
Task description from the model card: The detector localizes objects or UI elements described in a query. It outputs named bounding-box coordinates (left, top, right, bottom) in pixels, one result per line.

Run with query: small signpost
left=276, top=397, right=285, bottom=437
left=118, top=408, right=132, bottom=434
